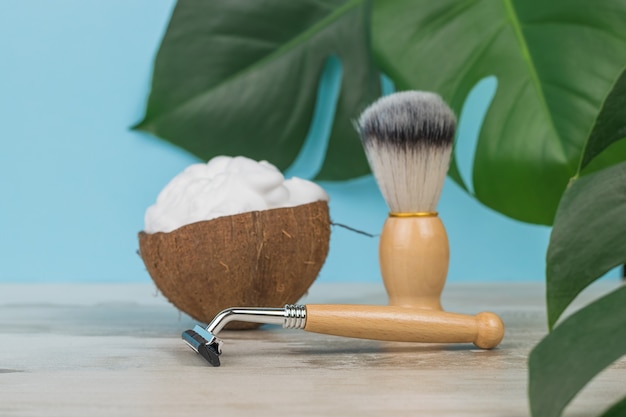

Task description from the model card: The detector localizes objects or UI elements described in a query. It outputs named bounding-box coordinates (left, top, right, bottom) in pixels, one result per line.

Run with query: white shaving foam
left=144, top=156, right=329, bottom=233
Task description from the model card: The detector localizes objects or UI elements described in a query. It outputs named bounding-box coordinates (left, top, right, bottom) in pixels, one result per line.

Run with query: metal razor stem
left=182, top=304, right=307, bottom=367
left=207, top=304, right=307, bottom=334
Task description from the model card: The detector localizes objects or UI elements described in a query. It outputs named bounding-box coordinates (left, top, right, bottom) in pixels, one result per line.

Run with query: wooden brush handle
left=379, top=216, right=449, bottom=309
left=304, top=304, right=504, bottom=349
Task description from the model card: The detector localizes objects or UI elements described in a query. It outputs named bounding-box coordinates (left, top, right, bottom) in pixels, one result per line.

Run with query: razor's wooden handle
left=303, top=304, right=504, bottom=349
left=379, top=216, right=449, bottom=309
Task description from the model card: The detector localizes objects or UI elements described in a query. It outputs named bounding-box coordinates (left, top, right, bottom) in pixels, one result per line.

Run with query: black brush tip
left=358, top=91, right=456, bottom=149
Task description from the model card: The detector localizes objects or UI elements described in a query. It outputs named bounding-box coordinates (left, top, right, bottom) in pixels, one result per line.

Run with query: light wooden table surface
left=0, top=282, right=624, bottom=417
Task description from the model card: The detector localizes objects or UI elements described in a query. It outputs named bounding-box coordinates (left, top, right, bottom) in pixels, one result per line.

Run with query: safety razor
left=182, top=304, right=504, bottom=366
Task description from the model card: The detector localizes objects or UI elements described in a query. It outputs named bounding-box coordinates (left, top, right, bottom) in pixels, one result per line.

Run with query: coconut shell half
left=138, top=200, right=330, bottom=329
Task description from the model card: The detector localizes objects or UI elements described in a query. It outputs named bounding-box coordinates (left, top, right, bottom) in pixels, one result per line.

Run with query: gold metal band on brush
left=389, top=212, right=438, bottom=218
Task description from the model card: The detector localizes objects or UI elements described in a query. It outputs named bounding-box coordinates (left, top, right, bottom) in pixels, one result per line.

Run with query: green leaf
left=135, top=0, right=380, bottom=180
left=581, top=138, right=626, bottom=178
left=578, top=67, right=626, bottom=173
left=528, top=285, right=626, bottom=417
left=600, top=396, right=626, bottom=417
left=372, top=0, right=626, bottom=224
left=546, top=162, right=626, bottom=328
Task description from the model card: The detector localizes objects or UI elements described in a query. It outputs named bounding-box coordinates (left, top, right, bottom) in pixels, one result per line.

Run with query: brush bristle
left=357, top=91, right=456, bottom=213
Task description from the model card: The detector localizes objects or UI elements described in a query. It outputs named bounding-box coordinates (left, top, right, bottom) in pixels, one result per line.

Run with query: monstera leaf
left=578, top=67, right=626, bottom=175
left=373, top=0, right=626, bottom=224
left=135, top=0, right=380, bottom=180
left=530, top=70, right=626, bottom=417
left=137, top=0, right=626, bottom=224
left=532, top=163, right=626, bottom=416
left=529, top=285, right=626, bottom=417
left=546, top=67, right=626, bottom=329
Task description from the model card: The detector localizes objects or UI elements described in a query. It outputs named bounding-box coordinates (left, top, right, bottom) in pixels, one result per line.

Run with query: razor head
left=182, top=325, right=223, bottom=367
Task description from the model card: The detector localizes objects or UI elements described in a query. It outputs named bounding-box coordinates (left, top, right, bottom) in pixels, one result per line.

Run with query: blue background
left=0, top=1, right=616, bottom=283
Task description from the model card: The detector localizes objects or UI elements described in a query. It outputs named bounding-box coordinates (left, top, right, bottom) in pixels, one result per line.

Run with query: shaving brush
left=358, top=91, right=456, bottom=310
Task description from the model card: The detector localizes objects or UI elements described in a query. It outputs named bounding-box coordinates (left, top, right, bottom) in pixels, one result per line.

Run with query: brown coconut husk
left=138, top=200, right=330, bottom=329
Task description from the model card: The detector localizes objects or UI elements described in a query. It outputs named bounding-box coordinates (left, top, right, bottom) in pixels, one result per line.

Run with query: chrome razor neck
left=206, top=304, right=307, bottom=334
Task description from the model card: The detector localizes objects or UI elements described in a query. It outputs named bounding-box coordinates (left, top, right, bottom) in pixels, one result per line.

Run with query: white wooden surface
left=0, top=282, right=624, bottom=417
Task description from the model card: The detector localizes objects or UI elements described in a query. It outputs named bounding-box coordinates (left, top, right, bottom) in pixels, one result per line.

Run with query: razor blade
left=182, top=325, right=223, bottom=367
